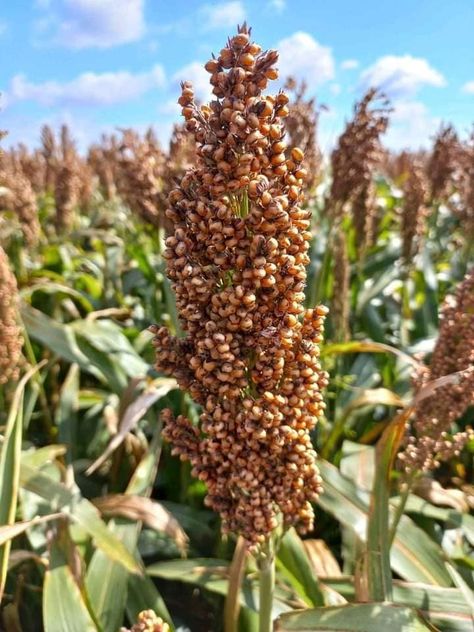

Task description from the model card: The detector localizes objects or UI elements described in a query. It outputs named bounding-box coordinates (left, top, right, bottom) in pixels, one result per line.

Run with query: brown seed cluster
left=0, top=246, right=23, bottom=385
left=400, top=158, right=429, bottom=262
left=399, top=269, right=474, bottom=473
left=121, top=610, right=170, bottom=632
left=328, top=89, right=390, bottom=253
left=151, top=24, right=329, bottom=545
left=0, top=151, right=40, bottom=246
left=88, top=135, right=120, bottom=201
left=284, top=77, right=322, bottom=198
left=41, top=124, right=58, bottom=193
left=427, top=124, right=461, bottom=203
left=54, top=126, right=82, bottom=233
left=116, top=128, right=167, bottom=227
left=457, top=129, right=474, bottom=241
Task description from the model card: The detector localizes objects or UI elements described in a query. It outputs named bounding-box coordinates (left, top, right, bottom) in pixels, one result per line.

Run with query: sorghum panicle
left=0, top=245, right=23, bottom=385
left=328, top=88, right=390, bottom=252
left=40, top=124, right=57, bottom=193
left=0, top=154, right=40, bottom=246
left=11, top=144, right=45, bottom=193
left=399, top=269, right=474, bottom=473
left=457, top=129, right=474, bottom=240
left=151, top=24, right=329, bottom=545
left=54, top=125, right=81, bottom=233
left=88, top=135, right=120, bottom=201
left=121, top=610, right=170, bottom=632
left=284, top=77, right=322, bottom=197
left=400, top=157, right=429, bottom=262
left=427, top=124, right=461, bottom=203
left=117, top=129, right=166, bottom=227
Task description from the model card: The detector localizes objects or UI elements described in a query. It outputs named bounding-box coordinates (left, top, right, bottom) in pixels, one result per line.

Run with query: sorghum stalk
left=151, top=24, right=328, bottom=626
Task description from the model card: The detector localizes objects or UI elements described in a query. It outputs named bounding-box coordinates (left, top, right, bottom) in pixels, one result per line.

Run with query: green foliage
left=0, top=179, right=473, bottom=631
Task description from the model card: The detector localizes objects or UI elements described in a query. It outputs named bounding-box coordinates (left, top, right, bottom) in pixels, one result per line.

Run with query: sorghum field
left=1, top=23, right=473, bottom=632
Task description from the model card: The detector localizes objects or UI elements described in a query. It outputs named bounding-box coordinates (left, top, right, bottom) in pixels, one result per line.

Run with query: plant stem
left=388, top=472, right=416, bottom=546
left=258, top=538, right=275, bottom=632
left=224, top=536, right=247, bottom=632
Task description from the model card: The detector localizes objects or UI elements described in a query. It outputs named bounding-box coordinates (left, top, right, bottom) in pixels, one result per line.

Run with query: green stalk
left=258, top=537, right=275, bottom=632
left=366, top=409, right=408, bottom=602
left=388, top=472, right=416, bottom=546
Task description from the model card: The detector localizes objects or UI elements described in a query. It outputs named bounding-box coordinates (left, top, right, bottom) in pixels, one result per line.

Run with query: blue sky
left=1, top=0, right=473, bottom=153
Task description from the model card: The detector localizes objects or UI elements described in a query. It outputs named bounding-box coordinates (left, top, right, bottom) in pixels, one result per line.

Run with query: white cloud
left=385, top=100, right=440, bottom=150
left=36, top=0, right=145, bottom=48
left=341, top=59, right=359, bottom=70
left=330, top=83, right=341, bottom=96
left=172, top=61, right=213, bottom=103
left=8, top=65, right=166, bottom=107
left=200, top=1, right=245, bottom=30
left=359, top=55, right=446, bottom=97
left=462, top=81, right=474, bottom=94
left=276, top=32, right=334, bottom=87
left=158, top=98, right=181, bottom=116
left=268, top=0, right=285, bottom=11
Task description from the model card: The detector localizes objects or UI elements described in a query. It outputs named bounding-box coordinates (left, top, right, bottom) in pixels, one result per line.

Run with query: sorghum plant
left=0, top=154, right=40, bottom=246
left=400, top=157, right=429, bottom=262
left=328, top=89, right=389, bottom=254
left=121, top=610, right=170, bottom=632
left=40, top=124, right=57, bottom=193
left=54, top=125, right=81, bottom=233
left=117, top=129, right=166, bottom=227
left=151, top=25, right=328, bottom=623
left=457, top=129, right=474, bottom=242
left=399, top=268, right=474, bottom=473
left=427, top=123, right=461, bottom=203
left=88, top=135, right=120, bottom=201
left=284, top=77, right=322, bottom=197
left=0, top=245, right=23, bottom=385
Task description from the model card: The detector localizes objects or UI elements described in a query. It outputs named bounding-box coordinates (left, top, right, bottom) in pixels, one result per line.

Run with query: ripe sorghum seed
left=152, top=23, right=328, bottom=546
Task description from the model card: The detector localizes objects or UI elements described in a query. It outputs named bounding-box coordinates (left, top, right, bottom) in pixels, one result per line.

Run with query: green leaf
left=324, top=578, right=474, bottom=632
left=86, top=521, right=138, bottom=632
left=321, top=340, right=419, bottom=368
left=0, top=366, right=40, bottom=599
left=276, top=603, right=434, bottom=631
left=85, top=428, right=171, bottom=632
left=277, top=528, right=325, bottom=607
left=55, top=364, right=80, bottom=463
left=126, top=570, right=174, bottom=630
left=146, top=559, right=291, bottom=617
left=20, top=304, right=103, bottom=380
left=43, top=539, right=98, bottom=632
left=21, top=282, right=94, bottom=312
left=367, top=409, right=408, bottom=601
left=317, top=460, right=452, bottom=586
left=19, top=462, right=141, bottom=575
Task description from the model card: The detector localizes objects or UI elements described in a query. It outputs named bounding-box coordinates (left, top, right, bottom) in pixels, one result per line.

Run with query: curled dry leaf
left=0, top=514, right=64, bottom=547
left=86, top=377, right=177, bottom=475
left=302, top=539, right=342, bottom=579
left=412, top=478, right=470, bottom=513
left=93, top=494, right=188, bottom=553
